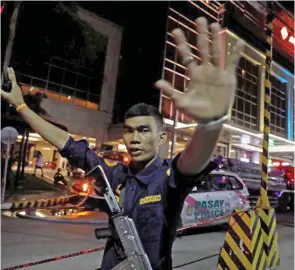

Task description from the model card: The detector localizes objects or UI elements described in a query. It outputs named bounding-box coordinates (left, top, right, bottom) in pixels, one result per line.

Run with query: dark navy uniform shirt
left=60, top=137, right=217, bottom=270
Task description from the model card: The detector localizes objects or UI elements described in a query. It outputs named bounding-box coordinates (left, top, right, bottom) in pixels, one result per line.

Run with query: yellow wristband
left=16, top=103, right=27, bottom=113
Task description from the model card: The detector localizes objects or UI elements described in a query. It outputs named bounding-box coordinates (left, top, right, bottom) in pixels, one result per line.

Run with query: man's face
left=123, top=116, right=166, bottom=163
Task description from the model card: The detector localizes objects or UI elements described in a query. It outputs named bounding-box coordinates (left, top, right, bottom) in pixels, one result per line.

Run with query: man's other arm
left=19, top=106, right=69, bottom=151
left=18, top=108, right=105, bottom=173
left=1, top=68, right=106, bottom=174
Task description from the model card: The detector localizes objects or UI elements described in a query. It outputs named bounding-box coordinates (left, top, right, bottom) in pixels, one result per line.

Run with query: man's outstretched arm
left=156, top=17, right=244, bottom=175
left=1, top=67, right=69, bottom=151
left=176, top=119, right=225, bottom=175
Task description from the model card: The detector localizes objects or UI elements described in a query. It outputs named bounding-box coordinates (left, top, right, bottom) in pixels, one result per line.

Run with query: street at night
left=1, top=213, right=294, bottom=270
left=1, top=1, right=294, bottom=270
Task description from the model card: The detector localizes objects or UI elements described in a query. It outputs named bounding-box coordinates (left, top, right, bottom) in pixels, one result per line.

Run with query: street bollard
left=1, top=127, right=18, bottom=203
left=217, top=208, right=266, bottom=270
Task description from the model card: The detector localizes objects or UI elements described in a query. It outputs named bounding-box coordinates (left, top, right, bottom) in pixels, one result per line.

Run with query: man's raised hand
left=1, top=67, right=25, bottom=107
left=155, top=17, right=244, bottom=122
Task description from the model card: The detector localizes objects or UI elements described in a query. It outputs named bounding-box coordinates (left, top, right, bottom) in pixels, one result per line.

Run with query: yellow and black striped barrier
left=1, top=194, right=78, bottom=211
left=218, top=7, right=280, bottom=270
left=217, top=209, right=266, bottom=270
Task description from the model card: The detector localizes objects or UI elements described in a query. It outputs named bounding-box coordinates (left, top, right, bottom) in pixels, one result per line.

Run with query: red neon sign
left=273, top=10, right=294, bottom=58
left=280, top=26, right=295, bottom=45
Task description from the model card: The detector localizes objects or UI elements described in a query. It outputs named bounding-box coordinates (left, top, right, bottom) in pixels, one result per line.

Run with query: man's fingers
left=7, top=67, right=17, bottom=87
left=171, top=28, right=196, bottom=72
left=228, top=40, right=244, bottom=73
left=196, top=17, right=209, bottom=65
left=155, top=80, right=183, bottom=101
left=210, top=23, right=222, bottom=67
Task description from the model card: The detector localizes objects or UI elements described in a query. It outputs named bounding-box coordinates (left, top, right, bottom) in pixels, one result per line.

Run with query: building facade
left=3, top=1, right=293, bottom=167
left=155, top=1, right=294, bottom=163
left=1, top=3, right=122, bottom=167
left=108, top=1, right=294, bottom=164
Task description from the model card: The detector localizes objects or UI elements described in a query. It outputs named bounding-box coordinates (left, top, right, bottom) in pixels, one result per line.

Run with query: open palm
left=156, top=17, right=244, bottom=122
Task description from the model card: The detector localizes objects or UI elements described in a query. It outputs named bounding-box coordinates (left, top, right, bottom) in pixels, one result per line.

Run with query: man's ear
left=158, top=132, right=167, bottom=146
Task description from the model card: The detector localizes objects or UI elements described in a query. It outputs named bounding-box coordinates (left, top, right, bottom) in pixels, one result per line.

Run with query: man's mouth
left=129, top=148, right=143, bottom=156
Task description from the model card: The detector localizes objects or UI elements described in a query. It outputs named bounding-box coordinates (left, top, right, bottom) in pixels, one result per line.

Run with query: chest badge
left=139, top=195, right=162, bottom=205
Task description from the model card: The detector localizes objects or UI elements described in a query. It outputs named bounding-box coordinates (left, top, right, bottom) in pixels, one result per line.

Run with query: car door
left=227, top=175, right=250, bottom=210
left=180, top=175, right=211, bottom=227
left=207, top=173, right=232, bottom=225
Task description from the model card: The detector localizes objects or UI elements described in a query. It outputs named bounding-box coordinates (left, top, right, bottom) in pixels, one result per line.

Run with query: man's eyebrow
left=123, top=124, right=151, bottom=129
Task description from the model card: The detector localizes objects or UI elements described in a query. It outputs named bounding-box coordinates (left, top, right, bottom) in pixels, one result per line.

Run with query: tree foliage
left=54, top=2, right=107, bottom=63
left=8, top=1, right=107, bottom=71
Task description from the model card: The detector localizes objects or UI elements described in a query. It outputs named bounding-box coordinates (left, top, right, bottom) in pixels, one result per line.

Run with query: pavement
left=13, top=210, right=109, bottom=225
left=12, top=166, right=73, bottom=184
left=4, top=190, right=71, bottom=203
left=1, top=212, right=294, bottom=270
left=2, top=167, right=294, bottom=269
left=3, top=167, right=74, bottom=204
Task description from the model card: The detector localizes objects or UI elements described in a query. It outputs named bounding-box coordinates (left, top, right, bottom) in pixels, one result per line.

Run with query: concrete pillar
left=76, top=7, right=123, bottom=116
left=252, top=151, right=260, bottom=164
left=227, top=143, right=232, bottom=158
left=99, top=34, right=122, bottom=114
left=170, top=109, right=179, bottom=159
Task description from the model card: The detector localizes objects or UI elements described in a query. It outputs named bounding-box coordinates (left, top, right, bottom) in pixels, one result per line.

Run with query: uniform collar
left=125, top=156, right=163, bottom=186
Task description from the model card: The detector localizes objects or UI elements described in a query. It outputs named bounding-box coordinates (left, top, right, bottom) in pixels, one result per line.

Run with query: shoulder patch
left=166, top=168, right=171, bottom=176
left=104, top=159, right=119, bottom=167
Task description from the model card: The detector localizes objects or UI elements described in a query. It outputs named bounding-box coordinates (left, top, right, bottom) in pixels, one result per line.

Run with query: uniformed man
left=1, top=17, right=244, bottom=270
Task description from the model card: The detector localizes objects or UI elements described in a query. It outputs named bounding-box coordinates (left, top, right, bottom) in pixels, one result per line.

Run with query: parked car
left=179, top=171, right=250, bottom=231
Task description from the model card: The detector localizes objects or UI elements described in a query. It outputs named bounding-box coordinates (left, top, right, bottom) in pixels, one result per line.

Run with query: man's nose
left=130, top=131, right=140, bottom=143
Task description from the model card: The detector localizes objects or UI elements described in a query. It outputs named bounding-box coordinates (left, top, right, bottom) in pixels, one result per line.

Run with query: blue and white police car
left=179, top=171, right=250, bottom=230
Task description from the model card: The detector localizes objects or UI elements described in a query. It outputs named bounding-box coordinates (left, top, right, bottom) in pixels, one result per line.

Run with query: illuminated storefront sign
left=273, top=10, right=294, bottom=58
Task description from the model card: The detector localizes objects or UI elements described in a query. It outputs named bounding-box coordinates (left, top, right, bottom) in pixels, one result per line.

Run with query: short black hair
left=125, top=103, right=164, bottom=130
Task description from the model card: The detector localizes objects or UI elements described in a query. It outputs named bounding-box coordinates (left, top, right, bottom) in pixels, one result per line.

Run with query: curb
left=1, top=194, right=78, bottom=211
left=16, top=212, right=109, bottom=225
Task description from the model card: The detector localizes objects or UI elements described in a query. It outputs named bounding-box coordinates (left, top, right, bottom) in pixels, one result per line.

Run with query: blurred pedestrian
left=54, top=168, right=68, bottom=186
left=33, top=151, right=44, bottom=177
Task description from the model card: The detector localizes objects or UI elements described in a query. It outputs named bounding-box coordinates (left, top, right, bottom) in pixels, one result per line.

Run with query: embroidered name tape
left=139, top=195, right=161, bottom=205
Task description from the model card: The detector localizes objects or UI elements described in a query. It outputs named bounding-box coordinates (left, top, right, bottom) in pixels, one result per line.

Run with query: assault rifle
left=86, top=165, right=152, bottom=270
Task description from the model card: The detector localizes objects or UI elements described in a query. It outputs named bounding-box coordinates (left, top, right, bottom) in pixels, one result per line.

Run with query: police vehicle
left=180, top=170, right=250, bottom=229
left=216, top=157, right=293, bottom=212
